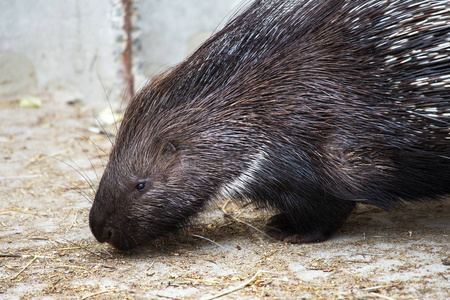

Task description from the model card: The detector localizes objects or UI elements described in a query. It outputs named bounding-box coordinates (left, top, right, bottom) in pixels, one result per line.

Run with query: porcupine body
left=89, top=0, right=450, bottom=250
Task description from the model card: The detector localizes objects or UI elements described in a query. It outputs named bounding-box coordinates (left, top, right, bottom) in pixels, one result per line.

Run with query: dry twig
left=192, top=234, right=228, bottom=250
left=10, top=256, right=38, bottom=280
left=202, top=270, right=266, bottom=300
left=369, top=292, right=397, bottom=300
left=81, top=289, right=115, bottom=300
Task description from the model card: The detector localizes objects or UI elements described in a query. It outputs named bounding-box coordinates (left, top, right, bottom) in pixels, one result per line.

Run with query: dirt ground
left=1, top=95, right=449, bottom=300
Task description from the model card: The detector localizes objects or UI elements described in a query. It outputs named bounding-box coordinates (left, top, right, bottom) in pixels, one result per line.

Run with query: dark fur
left=89, top=0, right=450, bottom=250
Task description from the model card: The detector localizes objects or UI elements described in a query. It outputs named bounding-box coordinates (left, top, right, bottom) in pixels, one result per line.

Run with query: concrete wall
left=0, top=0, right=241, bottom=106
left=0, top=0, right=120, bottom=105
left=135, top=0, right=241, bottom=83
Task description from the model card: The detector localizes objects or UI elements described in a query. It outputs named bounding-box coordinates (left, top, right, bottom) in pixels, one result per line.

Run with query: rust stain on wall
left=122, top=0, right=134, bottom=103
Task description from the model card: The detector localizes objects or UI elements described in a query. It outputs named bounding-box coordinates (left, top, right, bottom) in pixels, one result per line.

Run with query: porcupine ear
left=163, top=141, right=178, bottom=156
left=150, top=138, right=182, bottom=175
left=153, top=136, right=179, bottom=156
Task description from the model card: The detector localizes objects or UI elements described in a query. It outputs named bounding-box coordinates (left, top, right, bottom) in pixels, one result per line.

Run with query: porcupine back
left=330, top=0, right=450, bottom=204
left=293, top=0, right=450, bottom=206
left=138, top=0, right=450, bottom=206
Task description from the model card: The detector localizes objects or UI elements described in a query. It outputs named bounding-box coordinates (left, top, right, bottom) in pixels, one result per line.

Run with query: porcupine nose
left=89, top=205, right=113, bottom=244
left=89, top=200, right=114, bottom=243
left=91, top=223, right=113, bottom=244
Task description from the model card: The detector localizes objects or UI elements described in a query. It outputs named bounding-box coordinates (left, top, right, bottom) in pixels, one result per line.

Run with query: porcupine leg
left=264, top=192, right=356, bottom=243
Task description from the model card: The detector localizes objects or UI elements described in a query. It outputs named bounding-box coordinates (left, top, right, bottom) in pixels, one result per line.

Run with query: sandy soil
left=0, top=96, right=449, bottom=299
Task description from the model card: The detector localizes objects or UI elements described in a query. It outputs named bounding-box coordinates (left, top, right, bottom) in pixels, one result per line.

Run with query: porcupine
left=89, top=0, right=450, bottom=250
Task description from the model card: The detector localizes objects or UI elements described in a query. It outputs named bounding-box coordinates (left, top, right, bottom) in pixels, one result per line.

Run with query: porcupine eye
left=135, top=182, right=146, bottom=192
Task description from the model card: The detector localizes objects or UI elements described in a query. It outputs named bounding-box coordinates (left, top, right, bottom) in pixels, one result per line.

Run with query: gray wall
left=0, top=0, right=241, bottom=106
left=135, top=0, right=241, bottom=82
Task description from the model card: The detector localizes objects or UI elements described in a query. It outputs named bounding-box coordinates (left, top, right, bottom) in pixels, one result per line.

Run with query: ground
left=0, top=96, right=449, bottom=299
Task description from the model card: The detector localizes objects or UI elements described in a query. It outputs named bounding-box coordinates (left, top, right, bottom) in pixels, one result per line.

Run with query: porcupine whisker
left=47, top=154, right=97, bottom=199
left=86, top=137, right=108, bottom=171
left=42, top=161, right=94, bottom=204
left=94, top=65, right=119, bottom=137
left=74, top=136, right=100, bottom=181
left=78, top=131, right=110, bottom=158
left=68, top=184, right=95, bottom=204
left=67, top=130, right=109, bottom=177
left=93, top=114, right=114, bottom=146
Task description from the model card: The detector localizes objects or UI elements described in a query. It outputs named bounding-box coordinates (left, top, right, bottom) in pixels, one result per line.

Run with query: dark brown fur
left=90, top=0, right=450, bottom=250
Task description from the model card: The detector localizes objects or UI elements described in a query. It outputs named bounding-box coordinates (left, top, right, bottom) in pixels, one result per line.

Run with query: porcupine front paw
left=264, top=199, right=356, bottom=243
left=264, top=213, right=330, bottom=243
